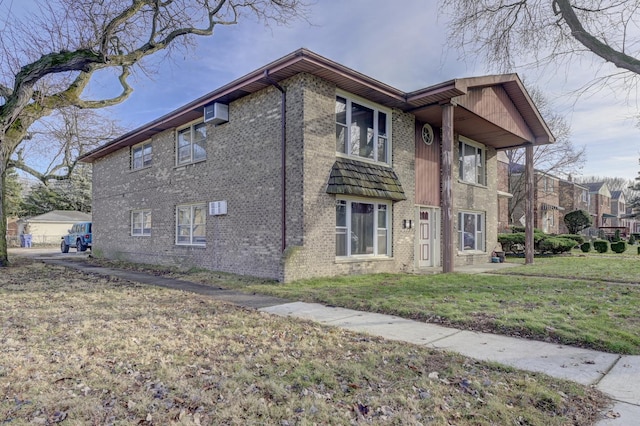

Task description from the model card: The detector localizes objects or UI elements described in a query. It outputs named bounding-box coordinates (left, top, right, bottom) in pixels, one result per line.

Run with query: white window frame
left=131, top=141, right=152, bottom=170
left=458, top=211, right=485, bottom=252
left=458, top=137, right=486, bottom=186
left=176, top=203, right=206, bottom=246
left=335, top=90, right=391, bottom=164
left=176, top=121, right=207, bottom=166
left=131, top=210, right=152, bottom=236
left=335, top=197, right=391, bottom=258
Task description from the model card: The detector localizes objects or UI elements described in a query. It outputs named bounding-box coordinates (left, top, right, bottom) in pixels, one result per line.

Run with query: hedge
left=593, top=240, right=609, bottom=253
left=611, top=241, right=627, bottom=253
left=580, top=242, right=591, bottom=253
left=538, top=237, right=577, bottom=254
left=556, top=234, right=585, bottom=245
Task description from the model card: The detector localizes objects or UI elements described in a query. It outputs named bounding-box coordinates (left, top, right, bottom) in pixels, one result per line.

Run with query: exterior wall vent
left=209, top=200, right=227, bottom=216
left=204, top=103, right=229, bottom=125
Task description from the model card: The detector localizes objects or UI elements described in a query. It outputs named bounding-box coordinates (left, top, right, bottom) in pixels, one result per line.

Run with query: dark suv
left=61, top=221, right=92, bottom=253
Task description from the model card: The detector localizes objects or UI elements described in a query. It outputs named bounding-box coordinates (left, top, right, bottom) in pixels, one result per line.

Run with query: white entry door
left=418, top=208, right=440, bottom=268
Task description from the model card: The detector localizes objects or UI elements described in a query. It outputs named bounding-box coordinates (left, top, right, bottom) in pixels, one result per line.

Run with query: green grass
left=112, top=250, right=640, bottom=355
left=500, top=251, right=640, bottom=283
left=1, top=258, right=608, bottom=425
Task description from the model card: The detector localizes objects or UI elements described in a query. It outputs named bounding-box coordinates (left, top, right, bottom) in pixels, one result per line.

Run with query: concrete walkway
left=14, top=249, right=639, bottom=425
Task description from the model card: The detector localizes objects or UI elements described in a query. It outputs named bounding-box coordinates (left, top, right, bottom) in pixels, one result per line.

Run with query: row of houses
left=500, top=158, right=639, bottom=238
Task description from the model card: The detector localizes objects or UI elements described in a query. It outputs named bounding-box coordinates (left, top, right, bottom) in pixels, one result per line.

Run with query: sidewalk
left=33, top=254, right=640, bottom=425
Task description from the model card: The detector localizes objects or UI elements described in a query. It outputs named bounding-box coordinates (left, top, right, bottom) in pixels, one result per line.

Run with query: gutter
left=264, top=70, right=287, bottom=253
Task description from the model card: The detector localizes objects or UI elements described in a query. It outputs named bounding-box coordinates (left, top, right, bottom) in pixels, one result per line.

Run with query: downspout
left=264, top=70, right=287, bottom=253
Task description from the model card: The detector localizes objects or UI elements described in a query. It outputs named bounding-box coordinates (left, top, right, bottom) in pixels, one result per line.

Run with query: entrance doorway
left=417, top=207, right=440, bottom=268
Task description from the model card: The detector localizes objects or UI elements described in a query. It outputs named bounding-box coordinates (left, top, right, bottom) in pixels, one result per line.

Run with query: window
left=176, top=204, right=206, bottom=245
left=335, top=94, right=389, bottom=163
left=458, top=138, right=485, bottom=185
left=132, top=141, right=152, bottom=170
left=177, top=122, right=207, bottom=165
left=458, top=211, right=485, bottom=252
left=336, top=199, right=390, bottom=257
left=131, top=210, right=151, bottom=236
left=543, top=177, right=555, bottom=193
left=581, top=190, right=588, bottom=203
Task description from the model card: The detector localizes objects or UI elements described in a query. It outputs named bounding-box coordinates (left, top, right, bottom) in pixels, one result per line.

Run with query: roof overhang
left=81, top=49, right=555, bottom=163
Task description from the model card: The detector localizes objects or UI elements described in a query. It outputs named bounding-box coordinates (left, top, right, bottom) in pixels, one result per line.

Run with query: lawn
left=132, top=251, right=640, bottom=355
left=499, top=251, right=640, bottom=283
left=0, top=258, right=608, bottom=425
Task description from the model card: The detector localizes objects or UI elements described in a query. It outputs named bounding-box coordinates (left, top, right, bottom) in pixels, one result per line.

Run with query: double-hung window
left=132, top=141, right=152, bottom=170
left=176, top=204, right=206, bottom=245
left=458, top=211, right=485, bottom=252
left=131, top=210, right=151, bottom=236
left=335, top=94, right=389, bottom=163
left=336, top=199, right=390, bottom=257
left=458, top=137, right=485, bottom=185
left=177, top=122, right=207, bottom=165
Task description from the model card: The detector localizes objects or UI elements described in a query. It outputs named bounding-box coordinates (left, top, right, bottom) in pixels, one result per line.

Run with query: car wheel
left=77, top=239, right=87, bottom=252
left=61, top=240, right=69, bottom=253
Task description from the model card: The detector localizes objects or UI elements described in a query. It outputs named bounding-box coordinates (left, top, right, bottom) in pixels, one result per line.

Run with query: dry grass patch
left=1, top=259, right=608, bottom=425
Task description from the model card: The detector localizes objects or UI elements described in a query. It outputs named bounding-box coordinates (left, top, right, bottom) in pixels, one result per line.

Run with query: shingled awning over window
left=326, top=158, right=406, bottom=201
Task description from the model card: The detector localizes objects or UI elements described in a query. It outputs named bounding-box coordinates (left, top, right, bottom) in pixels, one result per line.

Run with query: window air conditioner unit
left=204, top=103, right=229, bottom=125
left=209, top=200, right=227, bottom=216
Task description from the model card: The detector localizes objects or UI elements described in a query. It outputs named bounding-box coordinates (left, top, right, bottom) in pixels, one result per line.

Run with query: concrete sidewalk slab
left=261, top=302, right=462, bottom=345
left=429, top=330, right=619, bottom=385
left=597, top=356, right=640, bottom=405
left=597, top=401, right=640, bottom=425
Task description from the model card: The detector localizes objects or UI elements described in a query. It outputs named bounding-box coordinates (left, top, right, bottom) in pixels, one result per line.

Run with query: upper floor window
left=177, top=122, right=207, bottom=165
left=543, top=176, right=555, bottom=193
left=132, top=141, right=152, bottom=170
left=336, top=199, right=390, bottom=257
left=131, top=210, right=151, bottom=236
left=335, top=93, right=389, bottom=163
left=458, top=137, right=486, bottom=186
left=176, top=203, right=206, bottom=246
left=581, top=190, right=588, bottom=202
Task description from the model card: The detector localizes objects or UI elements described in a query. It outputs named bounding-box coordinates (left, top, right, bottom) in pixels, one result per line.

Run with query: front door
left=418, top=207, right=440, bottom=268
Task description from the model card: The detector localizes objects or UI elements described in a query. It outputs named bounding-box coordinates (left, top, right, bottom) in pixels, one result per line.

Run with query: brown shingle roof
left=326, top=158, right=406, bottom=201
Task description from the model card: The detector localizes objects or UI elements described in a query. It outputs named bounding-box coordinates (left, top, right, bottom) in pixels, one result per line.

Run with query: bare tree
left=0, top=0, right=308, bottom=266
left=441, top=0, right=640, bottom=84
left=11, top=107, right=123, bottom=184
left=506, top=85, right=586, bottom=223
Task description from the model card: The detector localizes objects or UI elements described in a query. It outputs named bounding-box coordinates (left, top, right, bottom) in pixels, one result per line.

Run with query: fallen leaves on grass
left=0, top=259, right=610, bottom=425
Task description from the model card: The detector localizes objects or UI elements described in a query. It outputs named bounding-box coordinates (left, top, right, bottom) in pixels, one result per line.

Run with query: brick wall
left=452, top=142, right=499, bottom=265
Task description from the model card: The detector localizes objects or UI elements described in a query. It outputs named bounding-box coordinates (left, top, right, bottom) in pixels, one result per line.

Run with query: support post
left=525, top=143, right=535, bottom=264
left=441, top=102, right=455, bottom=272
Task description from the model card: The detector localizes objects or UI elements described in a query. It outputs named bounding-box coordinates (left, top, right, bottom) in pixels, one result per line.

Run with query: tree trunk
left=0, top=154, right=9, bottom=266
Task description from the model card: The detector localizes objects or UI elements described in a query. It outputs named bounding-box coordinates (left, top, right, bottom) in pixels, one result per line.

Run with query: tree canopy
left=0, top=0, right=308, bottom=266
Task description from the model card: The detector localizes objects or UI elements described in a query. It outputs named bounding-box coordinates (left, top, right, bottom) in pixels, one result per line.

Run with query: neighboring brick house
left=610, top=190, right=627, bottom=228
left=557, top=178, right=589, bottom=234
left=81, top=49, right=553, bottom=281
left=583, top=182, right=612, bottom=232
left=509, top=166, right=562, bottom=234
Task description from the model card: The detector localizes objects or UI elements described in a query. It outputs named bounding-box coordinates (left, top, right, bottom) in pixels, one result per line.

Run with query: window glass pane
left=462, top=143, right=477, bottom=182
left=143, top=211, right=152, bottom=235
left=377, top=229, right=387, bottom=255
left=193, top=205, right=206, bottom=244
left=377, top=136, right=387, bottom=163
left=335, top=97, right=347, bottom=124
left=143, top=144, right=152, bottom=167
left=351, top=202, right=374, bottom=255
left=377, top=204, right=387, bottom=228
left=351, top=102, right=374, bottom=159
left=336, top=228, right=347, bottom=256
left=193, top=124, right=207, bottom=161
left=336, top=124, right=346, bottom=154
left=336, top=200, right=346, bottom=227
left=462, top=213, right=476, bottom=250
left=132, top=146, right=143, bottom=169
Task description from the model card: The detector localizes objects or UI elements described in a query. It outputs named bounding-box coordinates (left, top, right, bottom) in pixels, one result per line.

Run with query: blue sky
left=13, top=0, right=640, bottom=181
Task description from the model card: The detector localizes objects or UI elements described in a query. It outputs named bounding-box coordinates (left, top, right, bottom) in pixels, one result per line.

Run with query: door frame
left=415, top=205, right=441, bottom=269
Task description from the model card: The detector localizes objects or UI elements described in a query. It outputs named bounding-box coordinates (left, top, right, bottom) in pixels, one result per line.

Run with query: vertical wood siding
left=457, top=86, right=534, bottom=141
left=414, top=121, right=440, bottom=206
